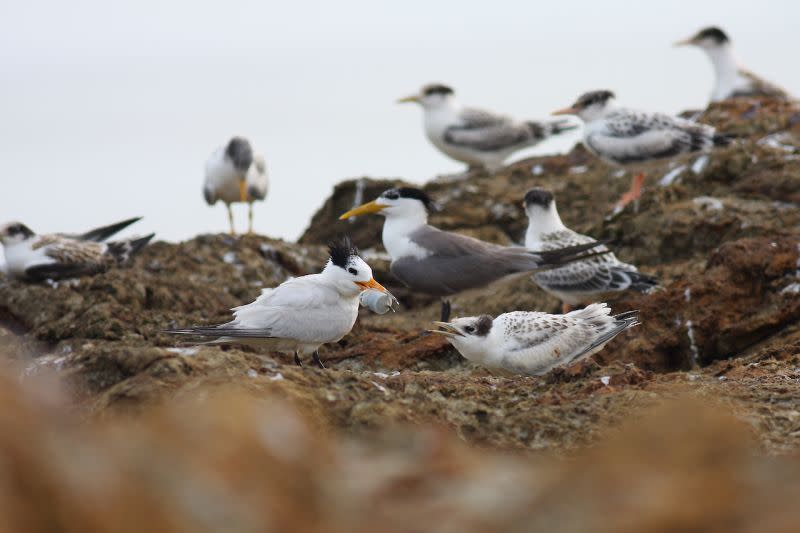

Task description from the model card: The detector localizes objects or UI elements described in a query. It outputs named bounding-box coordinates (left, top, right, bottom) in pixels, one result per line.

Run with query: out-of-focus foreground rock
left=2, top=97, right=800, bottom=531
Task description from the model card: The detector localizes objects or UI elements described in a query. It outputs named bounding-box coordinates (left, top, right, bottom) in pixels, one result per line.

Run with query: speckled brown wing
left=24, top=237, right=109, bottom=281
left=44, top=238, right=106, bottom=266
left=735, top=70, right=790, bottom=100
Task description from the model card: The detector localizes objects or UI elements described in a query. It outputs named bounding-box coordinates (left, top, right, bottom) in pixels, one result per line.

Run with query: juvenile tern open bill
left=339, top=187, right=610, bottom=322
left=0, top=222, right=154, bottom=282
left=524, top=188, right=657, bottom=312
left=165, top=237, right=389, bottom=369
left=429, top=303, right=639, bottom=376
left=398, top=83, right=577, bottom=174
left=204, top=136, right=269, bottom=235
left=553, top=90, right=731, bottom=214
left=674, top=26, right=790, bottom=103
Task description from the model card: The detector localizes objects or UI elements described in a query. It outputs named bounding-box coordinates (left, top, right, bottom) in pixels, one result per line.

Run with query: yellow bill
left=339, top=200, right=387, bottom=220
left=427, top=322, right=464, bottom=337
left=552, top=107, right=578, bottom=116
left=239, top=179, right=248, bottom=202
left=355, top=277, right=388, bottom=293
left=397, top=94, right=421, bottom=104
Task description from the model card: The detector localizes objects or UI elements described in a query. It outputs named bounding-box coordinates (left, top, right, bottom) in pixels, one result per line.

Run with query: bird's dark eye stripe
left=348, top=268, right=358, bottom=275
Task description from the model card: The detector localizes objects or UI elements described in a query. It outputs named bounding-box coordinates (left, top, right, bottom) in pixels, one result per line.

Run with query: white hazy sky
left=1, top=0, right=797, bottom=242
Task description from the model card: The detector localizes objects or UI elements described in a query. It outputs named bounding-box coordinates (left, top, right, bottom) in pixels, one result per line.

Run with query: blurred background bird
left=398, top=83, right=577, bottom=177
left=674, top=26, right=791, bottom=103
left=204, top=137, right=269, bottom=235
left=553, top=90, right=731, bottom=215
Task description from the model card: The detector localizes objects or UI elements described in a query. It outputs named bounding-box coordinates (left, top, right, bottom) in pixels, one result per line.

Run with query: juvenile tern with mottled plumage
left=166, top=237, right=388, bottom=369
left=553, top=90, right=731, bottom=214
left=339, top=187, right=610, bottom=321
left=675, top=26, right=790, bottom=103
left=0, top=222, right=154, bottom=282
left=524, top=188, right=657, bottom=312
left=204, top=137, right=269, bottom=235
left=398, top=83, right=577, bottom=174
left=429, top=303, right=638, bottom=376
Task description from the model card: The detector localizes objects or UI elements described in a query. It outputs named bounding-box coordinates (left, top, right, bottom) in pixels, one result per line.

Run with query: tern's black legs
left=312, top=351, right=326, bottom=369
left=294, top=351, right=326, bottom=369
left=440, top=299, right=452, bottom=322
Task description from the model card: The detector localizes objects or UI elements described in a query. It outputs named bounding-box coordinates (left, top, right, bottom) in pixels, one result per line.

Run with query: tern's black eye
left=464, top=325, right=475, bottom=333
left=383, top=191, right=399, bottom=200
left=348, top=268, right=358, bottom=275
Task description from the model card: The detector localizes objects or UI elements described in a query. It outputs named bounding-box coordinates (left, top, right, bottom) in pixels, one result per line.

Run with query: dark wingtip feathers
left=77, top=217, right=143, bottom=242
left=626, top=271, right=660, bottom=293
left=713, top=133, right=734, bottom=147
left=106, top=233, right=155, bottom=263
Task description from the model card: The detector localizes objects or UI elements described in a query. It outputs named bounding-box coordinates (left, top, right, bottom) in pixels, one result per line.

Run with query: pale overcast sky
left=1, top=0, right=797, bottom=242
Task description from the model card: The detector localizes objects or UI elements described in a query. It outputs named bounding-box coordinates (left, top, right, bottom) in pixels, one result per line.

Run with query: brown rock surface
left=2, top=96, right=800, bottom=530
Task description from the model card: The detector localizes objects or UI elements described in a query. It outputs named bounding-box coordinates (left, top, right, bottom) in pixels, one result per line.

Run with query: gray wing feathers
left=566, top=312, right=639, bottom=364
left=588, top=110, right=717, bottom=164
left=533, top=230, right=657, bottom=295
left=247, top=155, right=269, bottom=201
left=203, top=184, right=216, bottom=205
left=444, top=108, right=576, bottom=152
left=165, top=326, right=274, bottom=338
left=391, top=227, right=605, bottom=296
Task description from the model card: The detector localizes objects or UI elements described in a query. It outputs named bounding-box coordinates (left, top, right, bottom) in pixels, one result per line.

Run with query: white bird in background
left=166, top=237, right=389, bottom=369
left=0, top=221, right=154, bottom=282
left=339, top=187, right=610, bottom=322
left=204, top=137, right=269, bottom=235
left=429, top=303, right=638, bottom=376
left=674, top=26, right=790, bottom=103
left=523, top=188, right=657, bottom=312
left=553, top=90, right=731, bottom=215
left=398, top=83, right=577, bottom=174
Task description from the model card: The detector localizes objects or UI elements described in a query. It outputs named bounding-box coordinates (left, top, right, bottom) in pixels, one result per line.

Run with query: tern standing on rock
left=674, top=26, right=790, bottom=103
left=553, top=90, right=731, bottom=215
left=339, top=187, right=609, bottom=322
left=398, top=83, right=577, bottom=175
left=204, top=137, right=269, bottom=235
left=430, top=303, right=638, bottom=376
left=166, top=237, right=388, bottom=369
left=0, top=222, right=154, bottom=282
left=524, top=188, right=657, bottom=312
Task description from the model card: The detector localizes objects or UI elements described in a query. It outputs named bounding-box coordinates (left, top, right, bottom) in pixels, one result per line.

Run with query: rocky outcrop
left=1, top=96, right=800, bottom=530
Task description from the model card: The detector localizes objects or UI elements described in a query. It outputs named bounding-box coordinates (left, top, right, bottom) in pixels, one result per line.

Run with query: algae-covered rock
left=2, top=96, right=800, bottom=487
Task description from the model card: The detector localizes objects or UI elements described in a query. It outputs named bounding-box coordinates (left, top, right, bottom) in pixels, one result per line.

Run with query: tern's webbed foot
left=312, top=351, right=326, bottom=369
